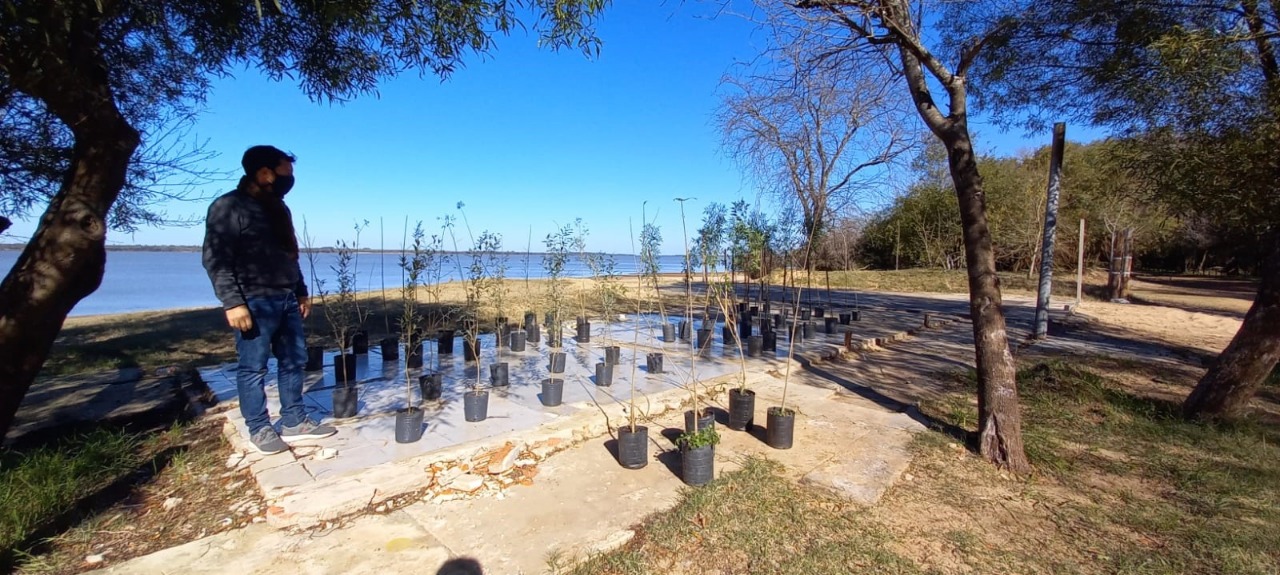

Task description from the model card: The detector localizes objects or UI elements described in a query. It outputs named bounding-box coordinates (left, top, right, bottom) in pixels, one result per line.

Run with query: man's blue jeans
left=235, top=293, right=308, bottom=434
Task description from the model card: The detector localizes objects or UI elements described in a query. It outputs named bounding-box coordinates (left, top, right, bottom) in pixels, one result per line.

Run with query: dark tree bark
left=886, top=4, right=1031, bottom=472
left=1183, top=236, right=1280, bottom=420
left=0, top=6, right=141, bottom=437
left=1182, top=1, right=1280, bottom=420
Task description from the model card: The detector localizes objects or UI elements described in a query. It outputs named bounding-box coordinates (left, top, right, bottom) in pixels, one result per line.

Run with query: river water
left=0, top=250, right=687, bottom=317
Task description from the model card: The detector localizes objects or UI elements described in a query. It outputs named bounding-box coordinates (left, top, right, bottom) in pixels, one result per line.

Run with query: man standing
left=204, top=145, right=336, bottom=454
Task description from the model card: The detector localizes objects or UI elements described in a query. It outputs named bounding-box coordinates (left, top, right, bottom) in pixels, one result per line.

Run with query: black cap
left=241, top=145, right=296, bottom=175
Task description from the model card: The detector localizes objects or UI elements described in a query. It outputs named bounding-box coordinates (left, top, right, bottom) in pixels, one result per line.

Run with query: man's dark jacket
left=202, top=187, right=307, bottom=310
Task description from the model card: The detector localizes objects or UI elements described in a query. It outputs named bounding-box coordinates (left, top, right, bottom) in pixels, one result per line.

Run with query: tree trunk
left=1182, top=235, right=1280, bottom=420
left=943, top=129, right=1032, bottom=474
left=0, top=123, right=140, bottom=437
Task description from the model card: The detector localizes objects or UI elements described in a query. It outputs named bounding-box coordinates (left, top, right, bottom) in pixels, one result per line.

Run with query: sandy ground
left=1076, top=275, right=1253, bottom=358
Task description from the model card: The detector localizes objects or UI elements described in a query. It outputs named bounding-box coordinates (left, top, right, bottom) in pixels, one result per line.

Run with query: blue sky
left=10, top=1, right=1106, bottom=254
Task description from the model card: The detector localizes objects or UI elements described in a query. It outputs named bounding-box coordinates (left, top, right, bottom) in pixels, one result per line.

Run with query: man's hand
left=225, top=305, right=253, bottom=332
left=298, top=296, right=311, bottom=319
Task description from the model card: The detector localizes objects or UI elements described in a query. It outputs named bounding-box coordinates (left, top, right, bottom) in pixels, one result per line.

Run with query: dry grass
left=3, top=419, right=258, bottom=575
left=47, top=276, right=693, bottom=378
left=566, top=356, right=1280, bottom=575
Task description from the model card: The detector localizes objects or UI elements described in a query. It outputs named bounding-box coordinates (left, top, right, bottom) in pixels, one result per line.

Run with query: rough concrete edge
left=258, top=369, right=752, bottom=530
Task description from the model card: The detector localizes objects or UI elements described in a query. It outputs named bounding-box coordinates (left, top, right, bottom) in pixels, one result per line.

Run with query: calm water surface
left=0, top=250, right=687, bottom=317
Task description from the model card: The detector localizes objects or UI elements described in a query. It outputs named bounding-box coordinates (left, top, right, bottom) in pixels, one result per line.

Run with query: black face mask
left=272, top=175, right=295, bottom=196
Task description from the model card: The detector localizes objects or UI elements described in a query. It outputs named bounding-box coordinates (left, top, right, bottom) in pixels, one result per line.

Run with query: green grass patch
left=566, top=457, right=923, bottom=575
left=928, top=359, right=1280, bottom=575
left=0, top=429, right=145, bottom=565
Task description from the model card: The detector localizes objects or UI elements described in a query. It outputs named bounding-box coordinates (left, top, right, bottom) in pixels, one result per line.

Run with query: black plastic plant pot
left=728, top=388, right=756, bottom=431
left=617, top=425, right=648, bottom=469
left=839, top=313, right=852, bottom=325
left=405, top=340, right=424, bottom=369
left=681, top=444, right=715, bottom=487
left=696, top=329, right=713, bottom=351
left=814, top=307, right=825, bottom=318
left=760, top=317, right=773, bottom=334
left=509, top=330, right=527, bottom=352
left=576, top=321, right=591, bottom=343
left=738, top=302, right=750, bottom=315
left=678, top=321, right=692, bottom=341
left=772, top=314, right=783, bottom=329
left=851, top=310, right=861, bottom=322
left=548, top=351, right=567, bottom=374
left=464, top=337, right=481, bottom=362
left=334, top=353, right=358, bottom=383
left=762, top=331, right=777, bottom=352
left=547, top=327, right=563, bottom=348
left=722, top=324, right=736, bottom=346
left=438, top=330, right=455, bottom=355
left=684, top=408, right=715, bottom=432
left=540, top=378, right=564, bottom=407
left=305, top=346, right=324, bottom=372
left=803, top=321, right=817, bottom=339
left=750, top=305, right=759, bottom=315
left=394, top=407, right=425, bottom=443
left=595, top=362, right=614, bottom=386
left=351, top=330, right=369, bottom=354
left=524, top=311, right=538, bottom=329
left=766, top=407, right=796, bottom=450
left=646, top=352, right=664, bottom=374
left=544, top=312, right=557, bottom=328
left=662, top=323, right=676, bottom=342
left=576, top=315, right=588, bottom=326
left=332, top=383, right=358, bottom=418
left=463, top=390, right=489, bottom=422
left=527, top=323, right=541, bottom=345
left=739, top=319, right=753, bottom=339
left=419, top=372, right=443, bottom=401
left=799, top=309, right=811, bottom=321
left=604, top=345, right=621, bottom=365
left=747, top=335, right=763, bottom=357
left=490, top=362, right=510, bottom=387
left=824, top=317, right=838, bottom=334
left=380, top=337, right=400, bottom=361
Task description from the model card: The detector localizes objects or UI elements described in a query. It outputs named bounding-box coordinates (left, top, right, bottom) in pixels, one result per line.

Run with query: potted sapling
left=521, top=229, right=541, bottom=346
left=348, top=220, right=372, bottom=355
left=403, top=220, right=445, bottom=401
left=674, top=197, right=718, bottom=485
left=766, top=206, right=824, bottom=450
left=321, top=238, right=363, bottom=418
left=479, top=230, right=511, bottom=388
left=617, top=215, right=657, bottom=469
left=571, top=219, right=592, bottom=344
left=450, top=203, right=490, bottom=421
left=639, top=210, right=669, bottom=372
left=301, top=219, right=325, bottom=372
left=540, top=223, right=574, bottom=406
left=589, top=251, right=625, bottom=387
left=430, top=216, right=456, bottom=359
left=395, top=220, right=428, bottom=443
left=712, top=275, right=755, bottom=432
left=378, top=218, right=400, bottom=363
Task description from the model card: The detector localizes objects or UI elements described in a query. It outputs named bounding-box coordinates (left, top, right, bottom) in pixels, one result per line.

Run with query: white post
left=1075, top=218, right=1085, bottom=307
left=1033, top=123, right=1066, bottom=339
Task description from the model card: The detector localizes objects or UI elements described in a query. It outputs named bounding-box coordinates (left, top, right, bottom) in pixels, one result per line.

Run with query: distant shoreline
left=0, top=244, right=652, bottom=257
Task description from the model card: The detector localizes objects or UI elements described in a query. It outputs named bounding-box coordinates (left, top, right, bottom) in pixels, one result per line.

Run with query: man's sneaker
left=280, top=418, right=338, bottom=441
left=250, top=426, right=289, bottom=455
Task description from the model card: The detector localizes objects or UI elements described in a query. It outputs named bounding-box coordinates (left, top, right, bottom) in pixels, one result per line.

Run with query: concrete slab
left=87, top=510, right=452, bottom=575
